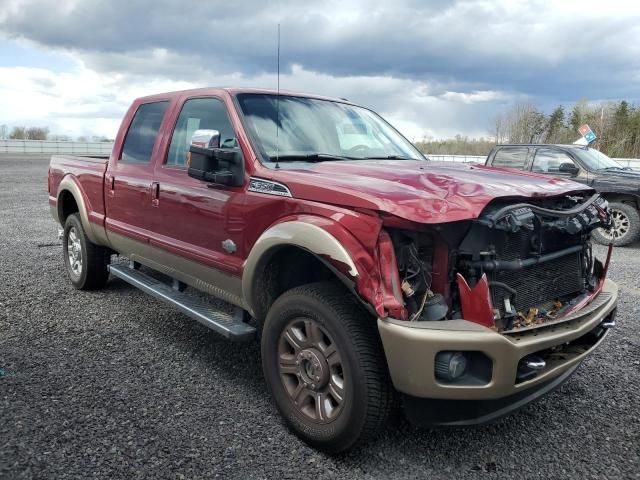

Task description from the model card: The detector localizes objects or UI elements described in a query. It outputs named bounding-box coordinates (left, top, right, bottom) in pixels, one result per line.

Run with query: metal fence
left=0, top=139, right=113, bottom=155
left=426, top=154, right=486, bottom=163
left=1, top=140, right=639, bottom=170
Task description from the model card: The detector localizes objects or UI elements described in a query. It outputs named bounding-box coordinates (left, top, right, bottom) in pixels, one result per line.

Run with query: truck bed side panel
left=49, top=155, right=109, bottom=230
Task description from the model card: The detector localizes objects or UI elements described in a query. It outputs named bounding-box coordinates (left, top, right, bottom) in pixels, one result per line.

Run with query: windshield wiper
left=269, top=153, right=357, bottom=163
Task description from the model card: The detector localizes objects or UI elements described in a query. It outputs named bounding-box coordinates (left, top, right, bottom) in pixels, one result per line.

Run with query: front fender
left=242, top=215, right=382, bottom=318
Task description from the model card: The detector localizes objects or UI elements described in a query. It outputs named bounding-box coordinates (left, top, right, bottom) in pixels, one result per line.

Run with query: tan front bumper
left=378, top=279, right=618, bottom=400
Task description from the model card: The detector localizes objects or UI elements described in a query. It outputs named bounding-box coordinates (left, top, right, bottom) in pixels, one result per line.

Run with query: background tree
left=9, top=126, right=27, bottom=139
left=25, top=127, right=49, bottom=140
left=545, top=105, right=565, bottom=143
left=417, top=99, right=640, bottom=158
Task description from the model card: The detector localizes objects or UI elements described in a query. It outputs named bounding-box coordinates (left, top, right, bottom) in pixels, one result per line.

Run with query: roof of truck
left=134, top=87, right=355, bottom=105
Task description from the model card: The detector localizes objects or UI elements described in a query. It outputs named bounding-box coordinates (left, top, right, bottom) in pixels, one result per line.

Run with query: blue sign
left=584, top=131, right=597, bottom=142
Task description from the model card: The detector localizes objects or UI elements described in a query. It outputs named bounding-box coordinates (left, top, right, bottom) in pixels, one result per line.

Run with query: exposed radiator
left=491, top=251, right=585, bottom=317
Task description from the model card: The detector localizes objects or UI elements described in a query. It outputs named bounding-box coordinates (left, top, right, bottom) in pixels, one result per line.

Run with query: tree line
left=0, top=124, right=112, bottom=142
left=415, top=100, right=640, bottom=159
left=1, top=125, right=50, bottom=140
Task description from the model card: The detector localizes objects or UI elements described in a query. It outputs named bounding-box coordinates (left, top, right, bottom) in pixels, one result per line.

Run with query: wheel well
left=58, top=190, right=79, bottom=224
left=251, top=246, right=342, bottom=320
left=600, top=193, right=640, bottom=210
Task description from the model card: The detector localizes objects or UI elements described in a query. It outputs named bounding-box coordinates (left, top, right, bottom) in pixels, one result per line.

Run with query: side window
left=120, top=101, right=169, bottom=163
left=166, top=97, right=237, bottom=167
left=492, top=147, right=528, bottom=169
left=532, top=149, right=576, bottom=173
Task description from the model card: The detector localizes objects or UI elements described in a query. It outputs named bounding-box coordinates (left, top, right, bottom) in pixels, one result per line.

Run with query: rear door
left=105, top=100, right=170, bottom=244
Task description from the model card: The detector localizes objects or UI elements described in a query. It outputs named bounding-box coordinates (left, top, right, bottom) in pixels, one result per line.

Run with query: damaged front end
left=384, top=193, right=612, bottom=333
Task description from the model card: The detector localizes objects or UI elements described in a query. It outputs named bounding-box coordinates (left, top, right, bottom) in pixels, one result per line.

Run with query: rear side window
left=120, top=101, right=169, bottom=163
left=492, top=147, right=528, bottom=169
left=166, top=97, right=236, bottom=166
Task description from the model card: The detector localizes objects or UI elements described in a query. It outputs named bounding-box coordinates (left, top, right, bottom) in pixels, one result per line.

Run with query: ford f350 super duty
left=48, top=88, right=618, bottom=453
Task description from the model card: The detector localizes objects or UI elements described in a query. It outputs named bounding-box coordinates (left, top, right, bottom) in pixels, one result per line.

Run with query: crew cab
left=48, top=88, right=618, bottom=453
left=486, top=144, right=640, bottom=246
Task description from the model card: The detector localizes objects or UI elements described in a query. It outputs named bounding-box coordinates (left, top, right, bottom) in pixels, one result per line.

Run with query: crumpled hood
left=271, top=160, right=593, bottom=224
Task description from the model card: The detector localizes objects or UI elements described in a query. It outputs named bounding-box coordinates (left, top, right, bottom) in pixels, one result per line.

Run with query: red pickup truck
left=48, top=87, right=618, bottom=452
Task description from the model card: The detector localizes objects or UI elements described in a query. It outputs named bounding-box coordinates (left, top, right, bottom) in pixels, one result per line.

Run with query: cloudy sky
left=1, top=0, right=639, bottom=141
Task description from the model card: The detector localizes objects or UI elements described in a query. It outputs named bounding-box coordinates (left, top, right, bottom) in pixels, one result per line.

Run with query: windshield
left=236, top=93, right=425, bottom=162
left=575, top=148, right=622, bottom=170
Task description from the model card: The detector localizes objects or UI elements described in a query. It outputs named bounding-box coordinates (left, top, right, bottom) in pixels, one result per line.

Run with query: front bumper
left=378, top=279, right=618, bottom=401
left=403, top=362, right=580, bottom=427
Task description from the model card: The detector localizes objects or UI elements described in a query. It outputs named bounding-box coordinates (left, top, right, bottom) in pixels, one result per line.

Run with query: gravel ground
left=1, top=154, right=639, bottom=480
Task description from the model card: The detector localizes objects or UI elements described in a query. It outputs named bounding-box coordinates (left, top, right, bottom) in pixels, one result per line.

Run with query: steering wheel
left=348, top=145, right=370, bottom=154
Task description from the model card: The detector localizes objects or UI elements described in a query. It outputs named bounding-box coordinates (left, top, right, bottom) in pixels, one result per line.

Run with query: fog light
left=435, top=351, right=468, bottom=381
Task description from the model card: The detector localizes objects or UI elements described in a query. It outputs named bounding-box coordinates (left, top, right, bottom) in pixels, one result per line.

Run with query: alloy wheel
left=602, top=208, right=630, bottom=241
left=277, top=318, right=346, bottom=424
left=67, top=226, right=83, bottom=276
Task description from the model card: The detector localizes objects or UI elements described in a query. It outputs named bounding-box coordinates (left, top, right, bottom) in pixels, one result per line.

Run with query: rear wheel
left=592, top=202, right=640, bottom=246
left=261, top=282, right=392, bottom=453
left=62, top=213, right=110, bottom=289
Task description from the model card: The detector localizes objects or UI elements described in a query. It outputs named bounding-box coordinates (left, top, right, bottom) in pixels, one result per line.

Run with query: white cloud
left=1, top=0, right=639, bottom=139
left=0, top=60, right=510, bottom=139
left=0, top=64, right=194, bottom=137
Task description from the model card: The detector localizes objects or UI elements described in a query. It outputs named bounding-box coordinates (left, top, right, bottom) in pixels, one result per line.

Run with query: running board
left=108, top=263, right=255, bottom=341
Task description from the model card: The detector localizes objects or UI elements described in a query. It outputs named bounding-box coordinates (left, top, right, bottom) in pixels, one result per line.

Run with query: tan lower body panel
left=378, top=279, right=618, bottom=400
left=107, top=231, right=246, bottom=309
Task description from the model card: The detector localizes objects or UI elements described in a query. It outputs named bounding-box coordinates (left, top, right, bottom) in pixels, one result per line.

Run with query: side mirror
left=187, top=130, right=244, bottom=187
left=558, top=162, right=579, bottom=175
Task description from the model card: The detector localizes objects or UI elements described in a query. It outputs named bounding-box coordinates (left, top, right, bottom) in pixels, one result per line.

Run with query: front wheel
left=261, top=282, right=393, bottom=453
left=592, top=202, right=640, bottom=247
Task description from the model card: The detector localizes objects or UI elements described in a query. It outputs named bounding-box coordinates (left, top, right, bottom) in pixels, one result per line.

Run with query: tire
left=261, top=282, right=393, bottom=453
left=592, top=202, right=640, bottom=247
left=62, top=213, right=110, bottom=289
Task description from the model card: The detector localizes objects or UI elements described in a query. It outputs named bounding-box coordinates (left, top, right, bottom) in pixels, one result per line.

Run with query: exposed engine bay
left=390, top=193, right=611, bottom=332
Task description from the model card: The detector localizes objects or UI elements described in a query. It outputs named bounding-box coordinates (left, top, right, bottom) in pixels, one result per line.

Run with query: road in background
left=1, top=155, right=639, bottom=479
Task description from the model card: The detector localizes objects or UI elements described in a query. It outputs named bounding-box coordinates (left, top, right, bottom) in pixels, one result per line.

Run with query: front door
left=530, top=148, right=588, bottom=185
left=149, top=96, right=247, bottom=299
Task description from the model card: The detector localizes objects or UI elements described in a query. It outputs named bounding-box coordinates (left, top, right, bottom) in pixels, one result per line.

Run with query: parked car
left=486, top=144, right=640, bottom=246
left=48, top=88, right=618, bottom=452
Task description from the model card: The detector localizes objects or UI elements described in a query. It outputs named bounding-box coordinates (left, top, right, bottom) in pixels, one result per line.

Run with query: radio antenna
left=275, top=23, right=281, bottom=169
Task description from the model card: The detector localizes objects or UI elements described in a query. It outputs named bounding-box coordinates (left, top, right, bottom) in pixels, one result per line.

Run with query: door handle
left=151, top=182, right=160, bottom=206
left=106, top=175, right=115, bottom=197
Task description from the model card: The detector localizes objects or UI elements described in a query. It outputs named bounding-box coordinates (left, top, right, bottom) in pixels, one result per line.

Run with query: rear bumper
left=378, top=279, right=618, bottom=401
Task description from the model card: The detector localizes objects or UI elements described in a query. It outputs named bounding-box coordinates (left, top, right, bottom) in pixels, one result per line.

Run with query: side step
left=108, top=263, right=256, bottom=341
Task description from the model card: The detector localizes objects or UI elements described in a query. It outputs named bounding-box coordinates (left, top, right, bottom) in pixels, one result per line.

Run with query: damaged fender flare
left=242, top=218, right=375, bottom=319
